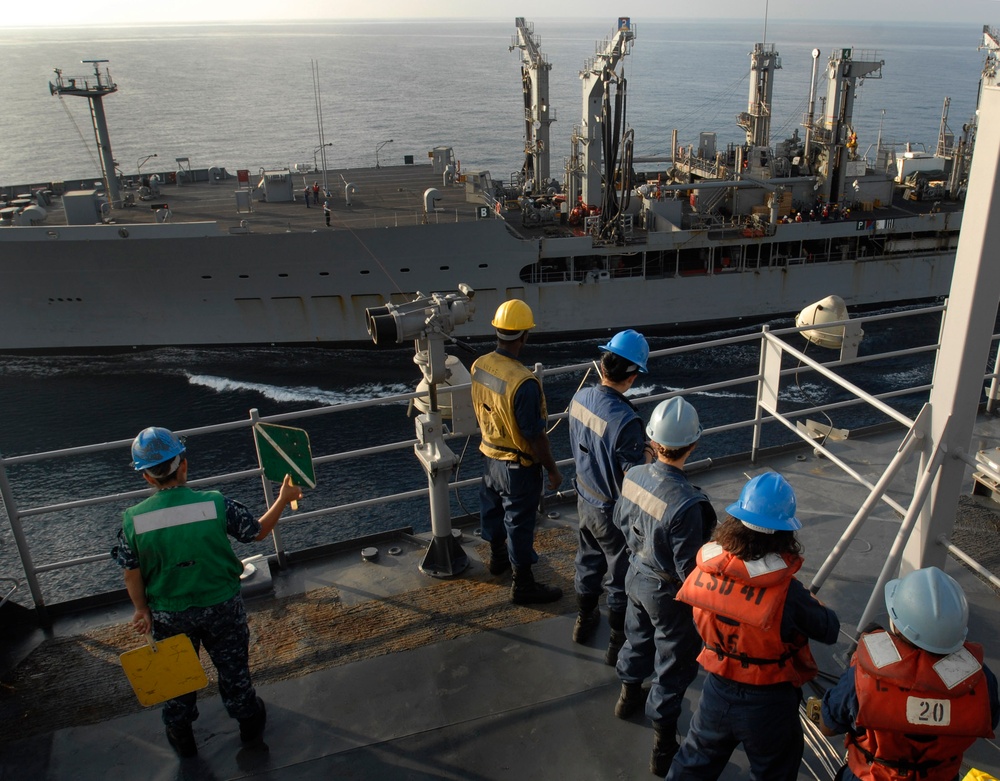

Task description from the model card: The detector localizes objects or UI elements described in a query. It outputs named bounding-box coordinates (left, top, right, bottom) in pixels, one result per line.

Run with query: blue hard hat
left=131, top=426, right=186, bottom=471
left=726, top=472, right=801, bottom=533
left=885, top=566, right=968, bottom=654
left=599, top=329, right=649, bottom=373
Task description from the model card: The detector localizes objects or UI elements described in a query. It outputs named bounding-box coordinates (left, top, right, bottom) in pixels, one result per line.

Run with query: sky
left=6, top=0, right=1000, bottom=27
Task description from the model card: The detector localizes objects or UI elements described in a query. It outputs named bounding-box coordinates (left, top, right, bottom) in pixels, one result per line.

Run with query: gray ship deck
left=3, top=417, right=1000, bottom=780
left=12, top=160, right=955, bottom=242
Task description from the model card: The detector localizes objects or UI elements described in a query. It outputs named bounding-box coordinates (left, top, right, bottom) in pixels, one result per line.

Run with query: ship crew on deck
left=612, top=397, right=717, bottom=776
left=820, top=566, right=999, bottom=781
left=568, top=329, right=652, bottom=662
left=471, top=299, right=563, bottom=605
left=666, top=472, right=840, bottom=781
left=113, top=427, right=301, bottom=758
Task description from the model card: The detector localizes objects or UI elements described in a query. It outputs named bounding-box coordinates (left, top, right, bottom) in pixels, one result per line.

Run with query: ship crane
left=808, top=48, right=885, bottom=205
left=49, top=60, right=122, bottom=209
left=572, top=17, right=635, bottom=210
left=510, top=18, right=556, bottom=194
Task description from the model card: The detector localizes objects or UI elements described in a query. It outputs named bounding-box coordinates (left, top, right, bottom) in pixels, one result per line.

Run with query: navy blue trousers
left=574, top=498, right=629, bottom=613
left=152, top=594, right=259, bottom=728
left=666, top=673, right=804, bottom=781
left=479, top=458, right=542, bottom=569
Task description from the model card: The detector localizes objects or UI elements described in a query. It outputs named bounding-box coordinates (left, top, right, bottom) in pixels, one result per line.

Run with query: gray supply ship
left=0, top=18, right=994, bottom=352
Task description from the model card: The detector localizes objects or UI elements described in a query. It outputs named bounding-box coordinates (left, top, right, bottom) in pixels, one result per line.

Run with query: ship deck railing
left=4, top=300, right=1000, bottom=623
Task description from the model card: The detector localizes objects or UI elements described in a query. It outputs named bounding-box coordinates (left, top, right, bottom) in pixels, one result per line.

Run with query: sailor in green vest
left=113, top=426, right=301, bottom=758
left=472, top=299, right=564, bottom=604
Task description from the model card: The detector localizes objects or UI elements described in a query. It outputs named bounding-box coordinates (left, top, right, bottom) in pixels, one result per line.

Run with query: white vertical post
left=902, top=85, right=1000, bottom=573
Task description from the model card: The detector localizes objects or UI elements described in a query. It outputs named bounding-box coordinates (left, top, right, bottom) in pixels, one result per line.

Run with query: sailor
left=820, top=566, right=999, bottom=781
left=612, top=397, right=717, bottom=776
left=323, top=196, right=331, bottom=226
left=665, top=472, right=840, bottom=781
left=568, top=329, right=652, bottom=662
left=471, top=299, right=564, bottom=604
left=112, top=427, right=301, bottom=758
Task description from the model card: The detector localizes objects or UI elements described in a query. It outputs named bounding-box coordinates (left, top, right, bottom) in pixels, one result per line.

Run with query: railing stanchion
left=0, top=452, right=48, bottom=620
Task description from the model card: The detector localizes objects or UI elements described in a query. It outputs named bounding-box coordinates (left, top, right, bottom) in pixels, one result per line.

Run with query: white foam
left=186, top=374, right=412, bottom=405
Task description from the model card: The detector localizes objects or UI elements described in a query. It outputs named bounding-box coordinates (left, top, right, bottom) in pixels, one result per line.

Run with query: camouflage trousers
left=152, top=594, right=259, bottom=728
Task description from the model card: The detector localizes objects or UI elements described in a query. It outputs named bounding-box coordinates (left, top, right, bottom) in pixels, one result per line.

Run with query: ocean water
left=0, top=17, right=982, bottom=603
left=0, top=18, right=985, bottom=186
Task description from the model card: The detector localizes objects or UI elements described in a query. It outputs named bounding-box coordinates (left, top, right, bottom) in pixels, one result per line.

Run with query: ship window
left=239, top=274, right=249, bottom=279
left=400, top=268, right=410, bottom=273
left=360, top=270, right=370, bottom=275
left=319, top=271, right=330, bottom=276
left=439, top=265, right=450, bottom=270
left=278, top=273, right=288, bottom=278
left=201, top=275, right=212, bottom=279
left=478, top=263, right=488, bottom=268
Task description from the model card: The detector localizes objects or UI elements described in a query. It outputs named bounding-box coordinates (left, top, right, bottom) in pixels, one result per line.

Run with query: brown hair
left=712, top=516, right=802, bottom=561
left=652, top=441, right=696, bottom=462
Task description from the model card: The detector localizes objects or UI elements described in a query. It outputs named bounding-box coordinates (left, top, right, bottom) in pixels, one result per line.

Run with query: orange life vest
left=676, top=543, right=818, bottom=687
left=845, top=630, right=994, bottom=781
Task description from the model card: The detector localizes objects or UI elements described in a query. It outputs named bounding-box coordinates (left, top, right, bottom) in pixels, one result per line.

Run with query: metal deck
left=3, top=416, right=1000, bottom=780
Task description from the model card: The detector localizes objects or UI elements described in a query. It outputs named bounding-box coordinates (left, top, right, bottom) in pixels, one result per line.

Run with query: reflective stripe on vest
left=133, top=501, right=219, bottom=534
left=622, top=478, right=668, bottom=521
left=569, top=398, right=608, bottom=437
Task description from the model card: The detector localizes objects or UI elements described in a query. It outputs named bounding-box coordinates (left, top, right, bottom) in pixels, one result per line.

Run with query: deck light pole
left=137, top=153, right=157, bottom=176
left=375, top=139, right=393, bottom=168
left=313, top=142, right=332, bottom=173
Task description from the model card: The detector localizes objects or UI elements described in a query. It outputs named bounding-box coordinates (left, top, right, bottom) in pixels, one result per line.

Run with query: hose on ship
left=599, top=71, right=633, bottom=245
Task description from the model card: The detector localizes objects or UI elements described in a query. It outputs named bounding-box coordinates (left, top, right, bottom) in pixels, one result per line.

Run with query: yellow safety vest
left=471, top=351, right=547, bottom=466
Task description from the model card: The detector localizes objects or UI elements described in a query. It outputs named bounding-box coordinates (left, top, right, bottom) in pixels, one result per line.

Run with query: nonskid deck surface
left=3, top=419, right=1000, bottom=779
left=49, top=164, right=484, bottom=235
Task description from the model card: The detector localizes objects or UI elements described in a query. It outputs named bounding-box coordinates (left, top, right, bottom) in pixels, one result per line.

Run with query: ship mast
left=510, top=18, right=555, bottom=192
left=737, top=43, right=782, bottom=149
left=49, top=60, right=121, bottom=209
left=576, top=18, right=635, bottom=207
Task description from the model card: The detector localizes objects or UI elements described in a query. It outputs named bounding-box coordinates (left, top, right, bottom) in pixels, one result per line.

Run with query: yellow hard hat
left=491, top=299, right=536, bottom=331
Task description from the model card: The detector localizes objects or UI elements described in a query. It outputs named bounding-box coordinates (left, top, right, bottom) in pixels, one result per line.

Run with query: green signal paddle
left=253, top=422, right=316, bottom=509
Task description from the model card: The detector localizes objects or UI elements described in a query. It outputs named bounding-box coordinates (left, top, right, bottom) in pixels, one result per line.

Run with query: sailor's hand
left=131, top=607, right=152, bottom=635
left=547, top=467, right=563, bottom=491
left=279, top=474, right=303, bottom=507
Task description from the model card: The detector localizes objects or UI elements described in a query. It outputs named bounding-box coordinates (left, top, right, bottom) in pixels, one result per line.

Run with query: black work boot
left=165, top=723, right=197, bottom=758
left=572, top=593, right=601, bottom=643
left=614, top=682, right=647, bottom=720
left=650, top=723, right=680, bottom=776
left=605, top=609, right=626, bottom=665
left=238, top=696, right=267, bottom=744
left=488, top=542, right=511, bottom=576
left=510, top=566, right=563, bottom=605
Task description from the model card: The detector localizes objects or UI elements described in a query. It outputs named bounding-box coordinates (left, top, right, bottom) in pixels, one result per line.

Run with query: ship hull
left=0, top=215, right=956, bottom=351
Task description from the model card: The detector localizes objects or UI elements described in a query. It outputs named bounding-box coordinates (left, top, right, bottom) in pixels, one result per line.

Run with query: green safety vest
left=122, top=486, right=243, bottom=611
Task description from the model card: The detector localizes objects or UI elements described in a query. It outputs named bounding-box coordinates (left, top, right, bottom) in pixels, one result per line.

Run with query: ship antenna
left=762, top=0, right=769, bottom=46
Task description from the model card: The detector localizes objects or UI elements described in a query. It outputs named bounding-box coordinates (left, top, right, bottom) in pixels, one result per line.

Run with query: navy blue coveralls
left=569, top=383, right=645, bottom=613
left=614, top=462, right=716, bottom=729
